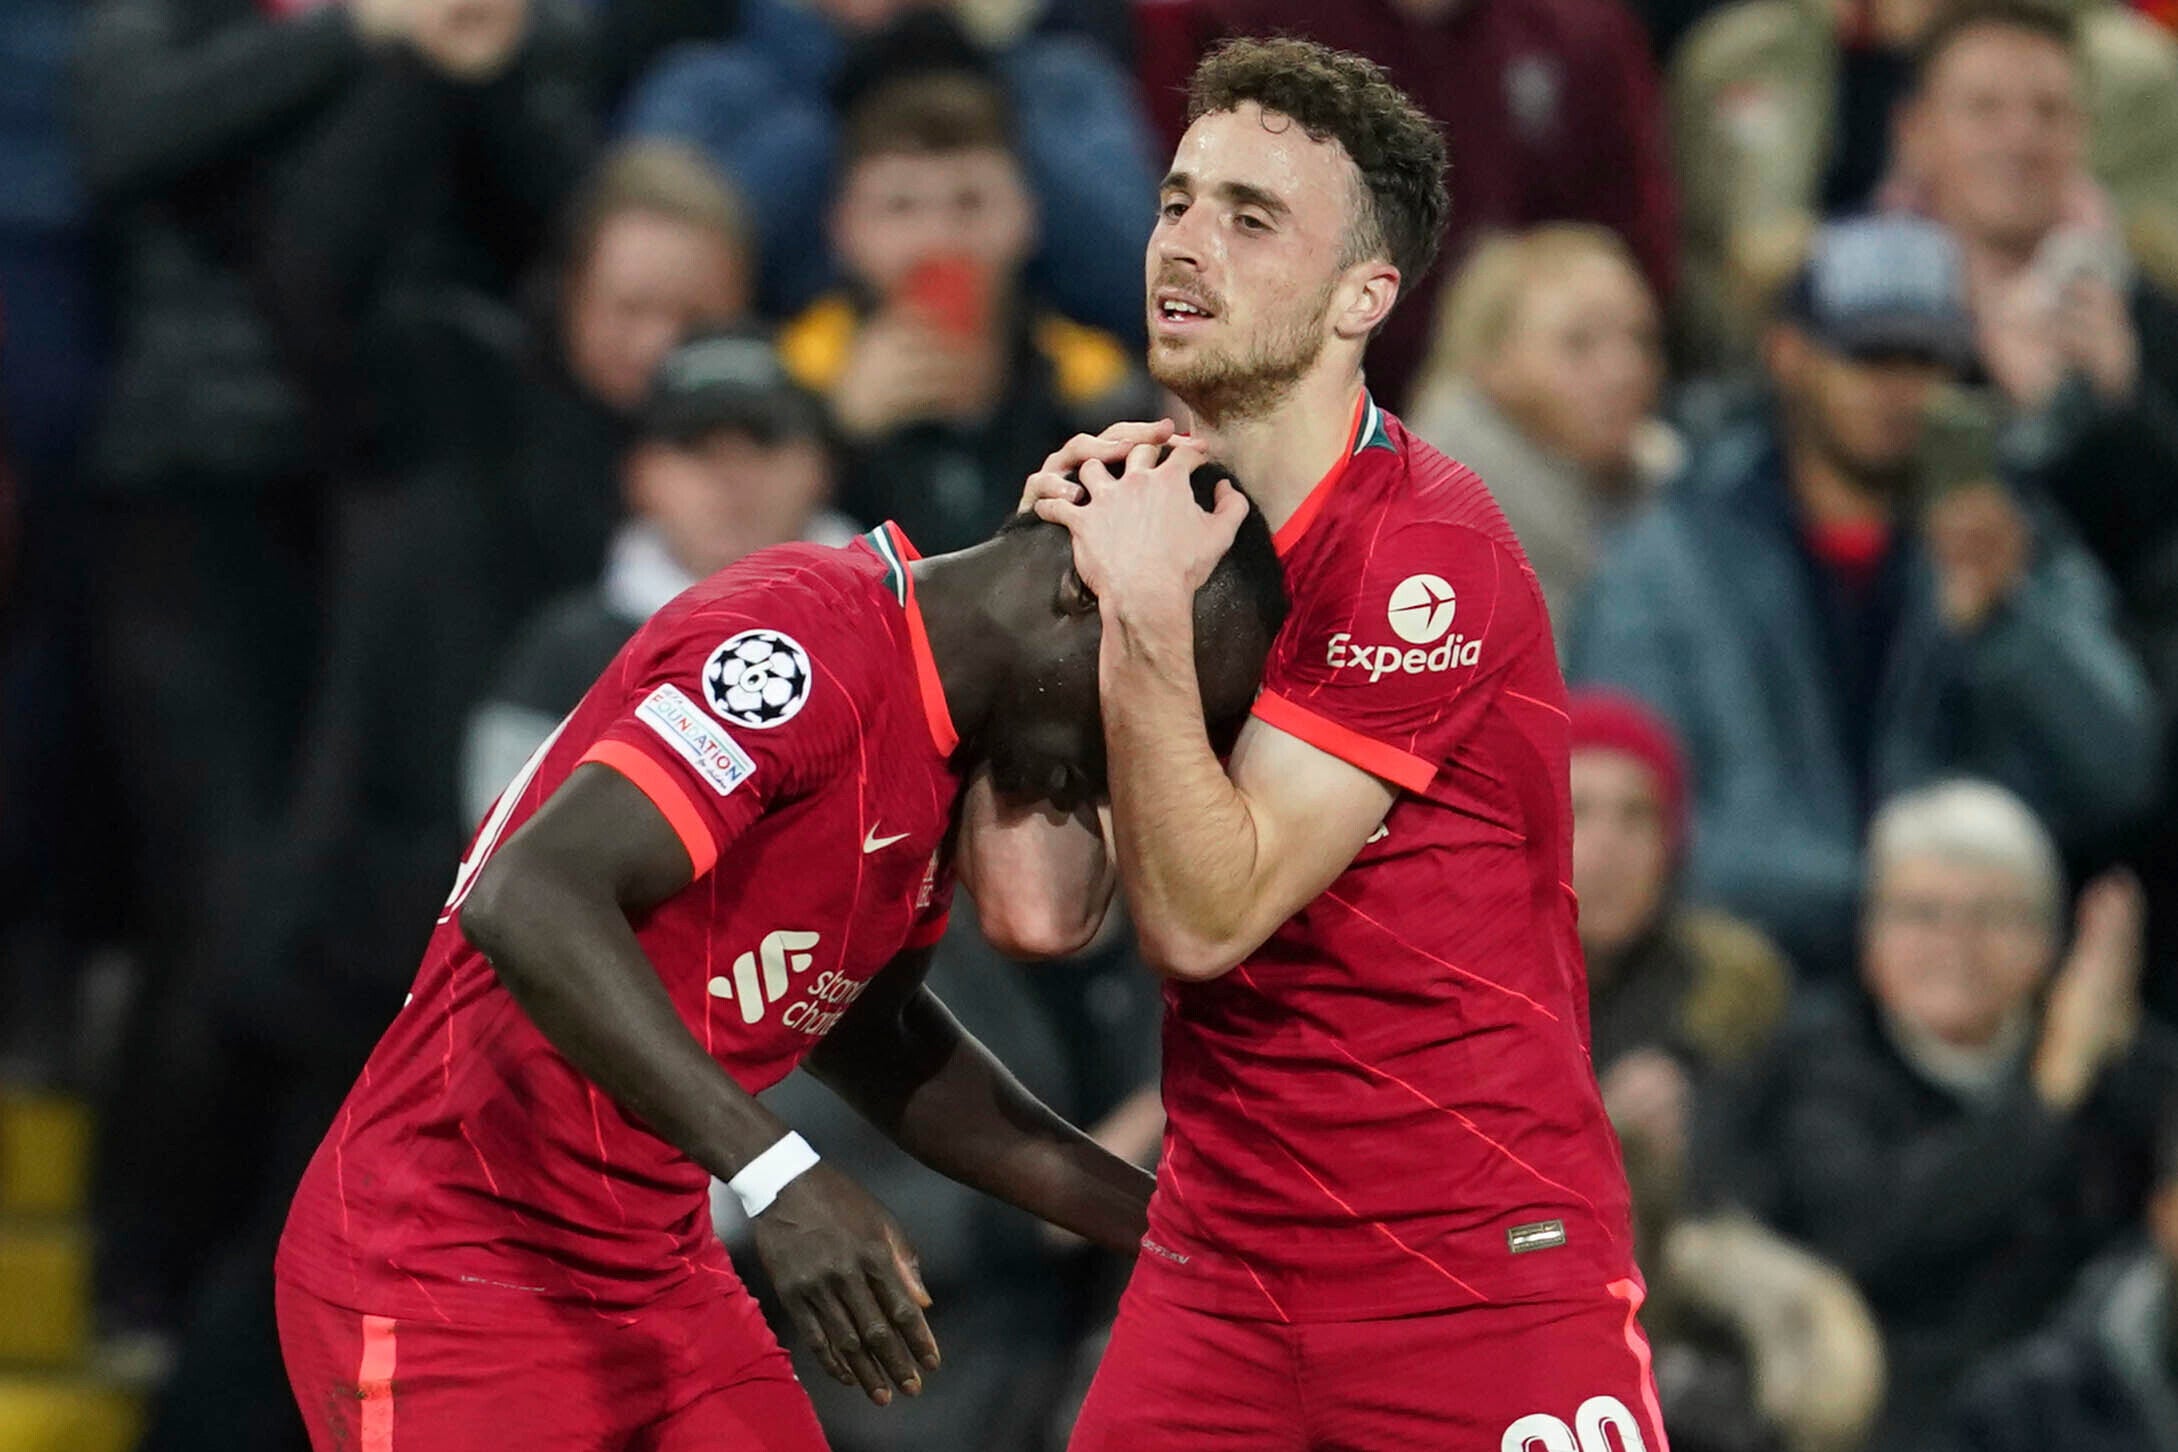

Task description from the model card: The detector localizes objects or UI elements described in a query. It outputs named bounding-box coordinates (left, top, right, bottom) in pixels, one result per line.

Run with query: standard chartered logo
left=707, top=929, right=869, bottom=1036
left=709, top=930, right=819, bottom=1024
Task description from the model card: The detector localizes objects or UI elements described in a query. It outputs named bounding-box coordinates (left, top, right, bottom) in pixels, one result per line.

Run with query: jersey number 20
left=1502, top=1396, right=1649, bottom=1452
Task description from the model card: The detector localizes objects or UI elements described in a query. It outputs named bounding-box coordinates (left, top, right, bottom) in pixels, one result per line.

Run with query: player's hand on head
left=748, top=1164, right=939, bottom=1406
left=1034, top=437, right=1246, bottom=612
left=1017, top=419, right=1185, bottom=513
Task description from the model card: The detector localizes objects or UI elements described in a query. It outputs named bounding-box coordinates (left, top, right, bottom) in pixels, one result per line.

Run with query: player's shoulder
left=1330, top=408, right=1531, bottom=571
left=623, top=535, right=896, bottom=732
left=650, top=538, right=886, bottom=650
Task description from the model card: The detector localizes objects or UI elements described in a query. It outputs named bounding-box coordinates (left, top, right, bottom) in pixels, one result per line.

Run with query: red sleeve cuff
left=902, top=912, right=950, bottom=950
left=1251, top=690, right=1437, bottom=795
left=580, top=739, right=721, bottom=878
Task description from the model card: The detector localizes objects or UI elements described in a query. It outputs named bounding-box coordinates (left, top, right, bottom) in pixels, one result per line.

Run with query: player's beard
left=1150, top=273, right=1339, bottom=427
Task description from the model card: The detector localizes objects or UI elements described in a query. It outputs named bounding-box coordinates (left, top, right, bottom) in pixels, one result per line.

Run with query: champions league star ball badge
left=703, top=630, right=813, bottom=729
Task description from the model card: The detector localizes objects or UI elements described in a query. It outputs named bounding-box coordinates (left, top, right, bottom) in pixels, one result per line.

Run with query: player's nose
left=1152, top=215, right=1208, bottom=273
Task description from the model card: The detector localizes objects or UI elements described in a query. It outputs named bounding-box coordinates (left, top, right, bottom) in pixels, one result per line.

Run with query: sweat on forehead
left=1174, top=107, right=1374, bottom=211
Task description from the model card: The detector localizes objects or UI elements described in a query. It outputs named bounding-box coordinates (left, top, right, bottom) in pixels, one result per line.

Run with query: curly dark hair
left=1187, top=36, right=1450, bottom=290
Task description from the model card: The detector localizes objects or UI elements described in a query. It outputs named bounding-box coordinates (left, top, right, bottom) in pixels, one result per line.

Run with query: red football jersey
left=1137, top=394, right=1637, bottom=1321
left=277, top=523, right=961, bottom=1323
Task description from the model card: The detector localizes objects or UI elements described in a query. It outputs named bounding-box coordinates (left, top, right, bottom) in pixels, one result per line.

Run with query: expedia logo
left=1327, top=630, right=1482, bottom=681
left=1387, top=573, right=1458, bottom=644
left=1324, top=572, right=1482, bottom=680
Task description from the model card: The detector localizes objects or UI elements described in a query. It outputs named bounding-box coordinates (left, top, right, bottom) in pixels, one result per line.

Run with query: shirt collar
left=860, top=522, right=960, bottom=758
left=1272, top=389, right=1389, bottom=557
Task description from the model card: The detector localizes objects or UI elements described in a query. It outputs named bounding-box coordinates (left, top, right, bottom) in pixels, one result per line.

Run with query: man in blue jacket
left=1570, top=215, right=2157, bottom=980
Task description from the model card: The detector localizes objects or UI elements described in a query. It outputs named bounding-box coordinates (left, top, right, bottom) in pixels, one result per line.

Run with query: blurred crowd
left=6, top=0, right=2178, bottom=1449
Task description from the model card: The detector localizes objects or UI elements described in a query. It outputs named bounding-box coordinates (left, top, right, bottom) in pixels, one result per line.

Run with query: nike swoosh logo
left=863, top=826, right=910, bottom=853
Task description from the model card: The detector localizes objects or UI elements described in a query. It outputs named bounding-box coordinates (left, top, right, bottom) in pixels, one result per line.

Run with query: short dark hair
left=996, top=461, right=1289, bottom=647
left=1186, top=463, right=1289, bottom=648
left=838, top=71, right=1018, bottom=176
left=1912, top=1, right=2078, bottom=94
left=1186, top=36, right=1450, bottom=289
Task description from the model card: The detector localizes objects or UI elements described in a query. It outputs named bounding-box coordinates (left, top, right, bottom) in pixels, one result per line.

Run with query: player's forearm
left=1099, top=595, right=1265, bottom=981
left=815, top=990, right=1152, bottom=1253
left=461, top=859, right=792, bottom=1184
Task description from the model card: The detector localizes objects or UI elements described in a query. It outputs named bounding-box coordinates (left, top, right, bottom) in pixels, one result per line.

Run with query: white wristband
left=729, top=1132, right=820, bottom=1218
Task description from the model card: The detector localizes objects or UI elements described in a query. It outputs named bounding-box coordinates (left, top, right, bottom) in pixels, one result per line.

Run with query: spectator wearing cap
left=461, top=329, right=855, bottom=821
left=620, top=3, right=1155, bottom=336
left=1940, top=1106, right=2178, bottom=1452
left=774, top=66, right=1156, bottom=554
left=1723, top=780, right=2175, bottom=1452
left=1406, top=225, right=1680, bottom=645
left=1569, top=215, right=2156, bottom=981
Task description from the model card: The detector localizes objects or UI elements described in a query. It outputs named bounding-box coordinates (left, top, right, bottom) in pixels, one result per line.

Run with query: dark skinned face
left=982, top=525, right=1270, bottom=813
left=984, top=530, right=1106, bottom=812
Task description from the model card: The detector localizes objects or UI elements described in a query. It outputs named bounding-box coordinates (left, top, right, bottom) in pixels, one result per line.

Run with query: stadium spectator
left=1670, top=0, right=2178, bottom=368
left=1726, top=780, right=2176, bottom=1452
left=588, top=0, right=739, bottom=118
left=0, top=0, right=104, bottom=1077
left=1887, top=0, right=2178, bottom=993
left=69, top=0, right=466, bottom=1328
left=621, top=4, right=1155, bottom=335
left=89, top=141, right=751, bottom=1361
left=1571, top=691, right=1789, bottom=1176
left=1630, top=0, right=1739, bottom=60
left=461, top=328, right=854, bottom=822
left=776, top=67, right=1154, bottom=554
left=1407, top=226, right=1679, bottom=642
left=1152, top=0, right=1679, bottom=409
left=1886, top=1, right=2178, bottom=706
left=1568, top=689, right=1880, bottom=1452
left=1569, top=216, right=2156, bottom=979
left=254, top=0, right=596, bottom=475
left=103, top=168, right=757, bottom=1452
left=1939, top=1108, right=2178, bottom=1452
left=1635, top=1213, right=1885, bottom=1452
left=241, top=145, right=754, bottom=1079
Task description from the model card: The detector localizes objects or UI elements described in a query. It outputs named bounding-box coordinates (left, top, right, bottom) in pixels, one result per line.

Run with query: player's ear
left=1333, top=261, right=1401, bottom=341
left=1058, top=565, right=1099, bottom=619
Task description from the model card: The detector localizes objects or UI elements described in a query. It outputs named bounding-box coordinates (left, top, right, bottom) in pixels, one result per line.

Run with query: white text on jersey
left=706, top=929, right=871, bottom=1037
left=1327, top=631, right=1482, bottom=682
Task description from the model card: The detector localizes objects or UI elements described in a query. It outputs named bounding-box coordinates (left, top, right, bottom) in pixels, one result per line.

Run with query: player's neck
left=1183, top=365, right=1366, bottom=536
left=903, top=551, right=1005, bottom=751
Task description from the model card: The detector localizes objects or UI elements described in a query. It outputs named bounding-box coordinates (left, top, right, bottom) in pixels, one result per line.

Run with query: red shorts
left=1069, top=1274, right=1668, bottom=1452
left=275, top=1276, right=829, bottom=1452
